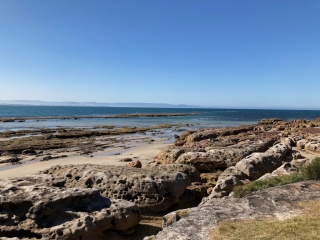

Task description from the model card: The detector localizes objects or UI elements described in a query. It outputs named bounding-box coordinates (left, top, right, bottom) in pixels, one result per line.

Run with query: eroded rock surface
left=0, top=174, right=141, bottom=240
left=41, top=164, right=191, bottom=213
left=145, top=181, right=320, bottom=240
left=156, top=126, right=279, bottom=173
left=145, top=164, right=200, bottom=182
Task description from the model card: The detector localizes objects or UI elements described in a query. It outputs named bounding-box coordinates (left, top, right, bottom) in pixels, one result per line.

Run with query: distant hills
left=0, top=100, right=199, bottom=108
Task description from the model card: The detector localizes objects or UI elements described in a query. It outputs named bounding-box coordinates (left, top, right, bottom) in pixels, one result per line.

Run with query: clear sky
left=0, top=1, right=319, bottom=109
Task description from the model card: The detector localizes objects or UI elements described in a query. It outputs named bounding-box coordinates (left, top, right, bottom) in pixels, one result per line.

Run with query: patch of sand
left=0, top=141, right=168, bottom=179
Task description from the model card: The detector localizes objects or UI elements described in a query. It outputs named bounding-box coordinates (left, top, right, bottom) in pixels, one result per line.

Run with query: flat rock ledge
left=40, top=164, right=191, bottom=213
left=145, top=181, right=320, bottom=240
left=0, top=174, right=141, bottom=240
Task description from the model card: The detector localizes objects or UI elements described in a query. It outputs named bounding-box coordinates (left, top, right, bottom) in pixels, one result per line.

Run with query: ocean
left=0, top=105, right=320, bottom=132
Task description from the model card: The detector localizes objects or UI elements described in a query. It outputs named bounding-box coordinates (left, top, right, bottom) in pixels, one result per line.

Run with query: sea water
left=0, top=105, right=319, bottom=132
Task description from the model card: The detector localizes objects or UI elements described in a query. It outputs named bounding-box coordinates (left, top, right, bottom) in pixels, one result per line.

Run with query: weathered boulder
left=217, top=166, right=246, bottom=181
left=41, top=164, right=191, bottom=213
left=258, top=162, right=299, bottom=181
left=145, top=181, right=320, bottom=240
left=0, top=174, right=141, bottom=240
left=205, top=176, right=244, bottom=199
left=200, top=171, right=222, bottom=185
left=126, top=160, right=142, bottom=168
left=156, top=131, right=279, bottom=173
left=305, top=139, right=320, bottom=154
left=234, top=143, right=291, bottom=180
left=265, top=143, right=292, bottom=159
left=235, top=152, right=282, bottom=180
left=155, top=147, right=187, bottom=164
left=292, top=151, right=302, bottom=160
left=297, top=139, right=308, bottom=151
left=205, top=143, right=292, bottom=198
left=257, top=118, right=284, bottom=125
left=185, top=182, right=208, bottom=204
left=145, top=164, right=200, bottom=182
left=185, top=125, right=254, bottom=143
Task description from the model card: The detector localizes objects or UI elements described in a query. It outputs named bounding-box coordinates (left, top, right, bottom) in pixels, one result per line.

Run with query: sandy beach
left=0, top=125, right=177, bottom=179
left=0, top=139, right=168, bottom=179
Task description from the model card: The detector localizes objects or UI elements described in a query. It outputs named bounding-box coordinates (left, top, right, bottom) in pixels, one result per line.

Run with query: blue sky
left=0, top=1, right=319, bottom=109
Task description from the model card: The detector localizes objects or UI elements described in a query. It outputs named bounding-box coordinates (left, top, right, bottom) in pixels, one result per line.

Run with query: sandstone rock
left=41, top=164, right=191, bottom=213
left=305, top=139, right=320, bottom=154
left=217, top=166, right=246, bottom=181
left=22, top=149, right=37, bottom=155
left=266, top=143, right=292, bottom=159
left=145, top=164, right=200, bottom=182
left=0, top=157, right=21, bottom=164
left=146, top=181, right=320, bottom=240
left=258, top=163, right=298, bottom=181
left=186, top=182, right=208, bottom=204
left=185, top=125, right=254, bottom=143
left=234, top=143, right=291, bottom=180
left=205, top=176, right=243, bottom=200
left=297, top=139, right=307, bottom=151
left=292, top=151, right=302, bottom=160
left=156, top=131, right=279, bottom=173
left=257, top=118, right=283, bottom=125
left=0, top=175, right=141, bottom=240
left=271, top=162, right=298, bottom=175
left=200, top=171, right=222, bottom=185
left=155, top=147, right=187, bottom=164
left=126, top=160, right=142, bottom=168
left=235, top=152, right=283, bottom=180
left=120, top=158, right=133, bottom=162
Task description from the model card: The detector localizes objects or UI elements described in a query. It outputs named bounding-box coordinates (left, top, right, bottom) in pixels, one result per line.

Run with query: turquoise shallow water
left=0, top=105, right=319, bottom=131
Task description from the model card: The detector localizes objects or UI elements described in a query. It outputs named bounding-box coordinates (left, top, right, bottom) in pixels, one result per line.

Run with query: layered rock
left=41, top=164, right=191, bottom=213
left=0, top=174, right=141, bottom=240
left=145, top=181, right=320, bottom=240
left=205, top=143, right=291, bottom=198
left=258, top=162, right=299, bottom=181
left=297, top=137, right=320, bottom=154
left=156, top=128, right=279, bottom=173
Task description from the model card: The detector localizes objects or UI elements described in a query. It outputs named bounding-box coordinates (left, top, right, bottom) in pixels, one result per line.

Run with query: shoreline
left=0, top=112, right=201, bottom=122
left=0, top=124, right=181, bottom=179
left=1, top=117, right=320, bottom=239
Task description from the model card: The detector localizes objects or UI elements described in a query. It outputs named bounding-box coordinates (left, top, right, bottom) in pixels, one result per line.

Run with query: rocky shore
left=0, top=112, right=200, bottom=122
left=1, top=118, right=320, bottom=239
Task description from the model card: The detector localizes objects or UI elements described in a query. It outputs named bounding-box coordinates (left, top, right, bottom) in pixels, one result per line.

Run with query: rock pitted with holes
left=41, top=164, right=191, bottom=213
left=0, top=174, right=141, bottom=240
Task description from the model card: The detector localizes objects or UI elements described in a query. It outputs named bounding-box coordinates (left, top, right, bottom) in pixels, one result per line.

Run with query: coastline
left=1, top=116, right=320, bottom=239
left=0, top=124, right=179, bottom=179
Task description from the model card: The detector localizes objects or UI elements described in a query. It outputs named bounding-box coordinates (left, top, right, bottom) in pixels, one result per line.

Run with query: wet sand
left=0, top=128, right=174, bottom=179
left=0, top=141, right=168, bottom=179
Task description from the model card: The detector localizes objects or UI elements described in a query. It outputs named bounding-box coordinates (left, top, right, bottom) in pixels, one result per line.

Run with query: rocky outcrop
left=156, top=131, right=279, bottom=173
left=41, top=164, right=191, bottom=213
left=0, top=174, right=141, bottom=240
left=297, top=138, right=320, bottom=154
left=145, top=181, right=320, bottom=240
left=234, top=143, right=291, bottom=180
left=145, top=164, right=200, bottom=182
left=204, top=143, right=291, bottom=198
left=126, top=160, right=142, bottom=168
left=258, top=162, right=299, bottom=181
